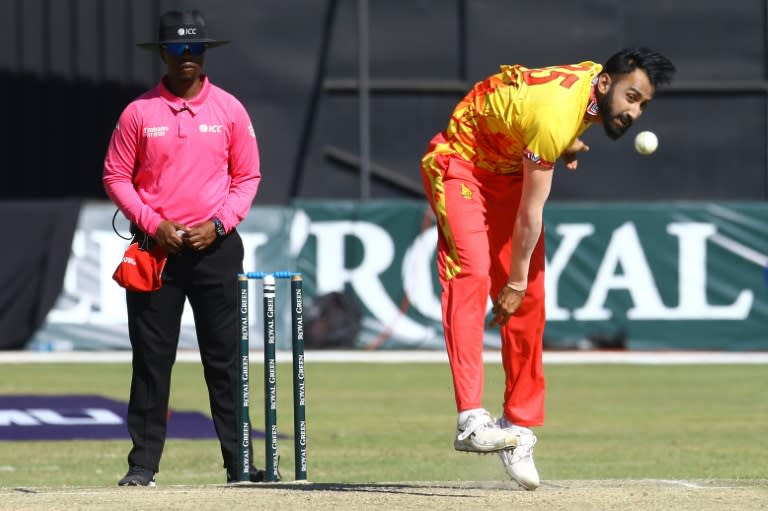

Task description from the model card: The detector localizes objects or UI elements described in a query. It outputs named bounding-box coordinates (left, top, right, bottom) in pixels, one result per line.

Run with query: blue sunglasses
left=162, top=42, right=206, bottom=56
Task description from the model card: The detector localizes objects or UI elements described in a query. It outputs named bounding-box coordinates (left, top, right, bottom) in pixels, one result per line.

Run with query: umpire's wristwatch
left=212, top=217, right=226, bottom=238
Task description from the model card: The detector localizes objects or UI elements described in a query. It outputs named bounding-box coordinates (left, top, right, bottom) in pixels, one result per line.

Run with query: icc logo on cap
left=177, top=27, right=197, bottom=36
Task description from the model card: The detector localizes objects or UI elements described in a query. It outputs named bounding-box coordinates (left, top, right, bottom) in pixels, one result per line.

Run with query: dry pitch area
left=2, top=479, right=766, bottom=511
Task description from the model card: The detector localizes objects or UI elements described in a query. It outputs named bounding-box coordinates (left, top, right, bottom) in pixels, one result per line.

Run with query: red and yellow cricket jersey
left=420, top=62, right=604, bottom=424
left=440, top=61, right=603, bottom=172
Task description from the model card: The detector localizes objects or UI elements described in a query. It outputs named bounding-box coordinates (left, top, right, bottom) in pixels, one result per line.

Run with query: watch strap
left=212, top=217, right=226, bottom=238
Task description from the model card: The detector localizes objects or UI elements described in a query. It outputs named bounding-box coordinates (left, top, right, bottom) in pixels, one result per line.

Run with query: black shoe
left=226, top=467, right=267, bottom=484
left=118, top=465, right=157, bottom=487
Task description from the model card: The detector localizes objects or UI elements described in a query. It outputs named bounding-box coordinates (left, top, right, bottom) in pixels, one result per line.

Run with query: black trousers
left=124, top=230, right=250, bottom=475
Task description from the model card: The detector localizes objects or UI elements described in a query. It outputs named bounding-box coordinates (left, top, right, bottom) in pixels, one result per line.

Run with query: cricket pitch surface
left=3, top=479, right=766, bottom=510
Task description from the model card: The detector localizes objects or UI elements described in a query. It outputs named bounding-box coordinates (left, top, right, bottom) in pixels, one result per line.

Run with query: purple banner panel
left=0, top=395, right=226, bottom=441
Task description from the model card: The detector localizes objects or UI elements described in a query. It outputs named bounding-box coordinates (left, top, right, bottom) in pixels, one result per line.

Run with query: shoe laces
left=515, top=436, right=536, bottom=459
left=497, top=419, right=537, bottom=459
left=504, top=433, right=536, bottom=463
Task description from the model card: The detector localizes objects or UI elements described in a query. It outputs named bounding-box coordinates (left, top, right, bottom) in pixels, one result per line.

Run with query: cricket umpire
left=103, top=10, right=264, bottom=485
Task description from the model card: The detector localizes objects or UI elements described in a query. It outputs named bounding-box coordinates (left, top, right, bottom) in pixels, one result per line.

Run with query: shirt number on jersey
left=522, top=64, right=593, bottom=89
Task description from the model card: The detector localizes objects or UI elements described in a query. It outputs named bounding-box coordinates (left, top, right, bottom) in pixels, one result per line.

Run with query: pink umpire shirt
left=103, top=75, right=261, bottom=236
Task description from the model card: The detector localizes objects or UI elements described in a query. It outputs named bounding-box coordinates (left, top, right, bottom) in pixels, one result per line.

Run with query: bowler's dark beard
left=599, top=88, right=632, bottom=140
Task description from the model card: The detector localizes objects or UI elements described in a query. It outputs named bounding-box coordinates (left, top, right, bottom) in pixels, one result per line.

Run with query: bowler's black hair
left=603, top=48, right=676, bottom=89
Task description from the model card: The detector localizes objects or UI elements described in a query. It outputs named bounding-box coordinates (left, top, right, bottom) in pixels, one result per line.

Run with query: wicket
left=237, top=271, right=307, bottom=483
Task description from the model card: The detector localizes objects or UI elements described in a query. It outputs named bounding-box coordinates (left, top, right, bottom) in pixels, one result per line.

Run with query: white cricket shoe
left=496, top=418, right=540, bottom=490
left=453, top=410, right=519, bottom=453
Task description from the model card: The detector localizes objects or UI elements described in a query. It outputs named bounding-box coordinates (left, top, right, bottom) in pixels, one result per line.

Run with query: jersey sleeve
left=522, top=104, right=580, bottom=169
left=516, top=61, right=601, bottom=170
left=103, top=103, right=164, bottom=235
left=214, top=99, right=261, bottom=231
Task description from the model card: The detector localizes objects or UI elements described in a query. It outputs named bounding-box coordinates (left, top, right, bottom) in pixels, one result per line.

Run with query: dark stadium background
left=1, top=0, right=766, bottom=202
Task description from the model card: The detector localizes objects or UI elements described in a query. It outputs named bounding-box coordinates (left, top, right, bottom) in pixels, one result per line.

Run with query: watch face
left=214, top=219, right=225, bottom=237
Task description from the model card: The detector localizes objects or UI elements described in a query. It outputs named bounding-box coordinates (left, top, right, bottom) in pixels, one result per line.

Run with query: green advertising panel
left=294, top=200, right=768, bottom=351
left=540, top=202, right=768, bottom=350
left=32, top=201, right=768, bottom=351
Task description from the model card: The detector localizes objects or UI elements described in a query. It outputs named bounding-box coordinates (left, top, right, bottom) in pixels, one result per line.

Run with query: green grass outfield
left=0, top=360, right=765, bottom=487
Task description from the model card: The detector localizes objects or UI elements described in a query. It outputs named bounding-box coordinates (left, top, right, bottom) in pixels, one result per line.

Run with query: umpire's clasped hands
left=156, top=220, right=217, bottom=254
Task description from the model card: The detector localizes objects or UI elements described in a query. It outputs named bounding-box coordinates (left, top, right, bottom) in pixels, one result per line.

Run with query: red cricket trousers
left=421, top=135, right=546, bottom=426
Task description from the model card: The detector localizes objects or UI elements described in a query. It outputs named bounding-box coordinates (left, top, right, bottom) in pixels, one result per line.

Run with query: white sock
left=457, top=408, right=486, bottom=425
left=500, top=416, right=534, bottom=434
